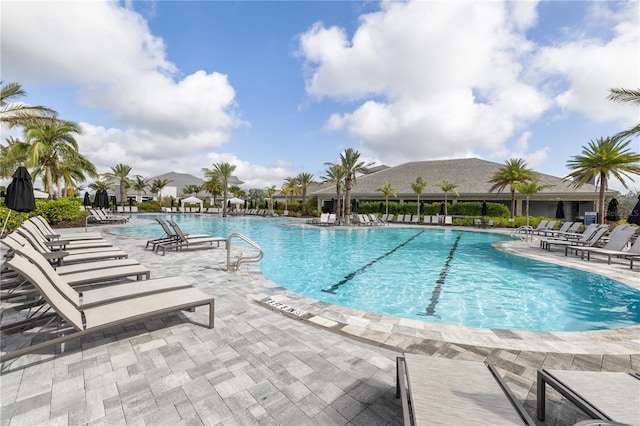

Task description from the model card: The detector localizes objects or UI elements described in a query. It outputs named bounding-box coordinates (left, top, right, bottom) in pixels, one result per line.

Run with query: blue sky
left=2, top=1, right=639, bottom=192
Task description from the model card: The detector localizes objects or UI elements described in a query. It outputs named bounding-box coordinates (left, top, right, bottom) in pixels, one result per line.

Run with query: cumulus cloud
left=299, top=1, right=551, bottom=165
left=1, top=1, right=283, bottom=182
left=299, top=0, right=637, bottom=168
left=533, top=2, right=639, bottom=125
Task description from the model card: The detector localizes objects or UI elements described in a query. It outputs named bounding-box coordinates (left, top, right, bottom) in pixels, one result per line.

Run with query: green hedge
left=0, top=197, right=86, bottom=232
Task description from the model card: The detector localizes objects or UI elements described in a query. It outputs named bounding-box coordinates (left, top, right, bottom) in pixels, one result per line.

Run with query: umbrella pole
left=0, top=210, right=11, bottom=237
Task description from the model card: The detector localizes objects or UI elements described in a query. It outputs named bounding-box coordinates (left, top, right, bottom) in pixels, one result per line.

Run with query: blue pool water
left=113, top=215, right=640, bottom=331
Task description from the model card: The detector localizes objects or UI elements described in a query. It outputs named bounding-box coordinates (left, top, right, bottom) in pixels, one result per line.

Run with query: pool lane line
left=322, top=230, right=426, bottom=294
left=418, top=232, right=462, bottom=317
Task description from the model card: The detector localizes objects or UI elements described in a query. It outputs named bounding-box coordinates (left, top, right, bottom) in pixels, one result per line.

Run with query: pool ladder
left=226, top=233, right=264, bottom=272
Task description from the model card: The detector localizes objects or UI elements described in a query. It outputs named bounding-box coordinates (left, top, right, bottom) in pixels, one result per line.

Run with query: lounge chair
left=155, top=220, right=227, bottom=255
left=368, top=214, right=385, bottom=226
left=537, top=369, right=639, bottom=424
left=4, top=232, right=128, bottom=266
left=543, top=225, right=609, bottom=252
left=396, top=355, right=534, bottom=425
left=443, top=216, right=453, bottom=226
left=565, top=225, right=630, bottom=256
left=570, top=227, right=637, bottom=261
left=29, top=216, right=103, bottom=241
left=540, top=221, right=573, bottom=237
left=395, top=214, right=405, bottom=223
left=145, top=218, right=180, bottom=250
left=539, top=223, right=598, bottom=249
left=1, top=253, right=214, bottom=363
left=13, top=243, right=150, bottom=287
left=19, top=221, right=113, bottom=250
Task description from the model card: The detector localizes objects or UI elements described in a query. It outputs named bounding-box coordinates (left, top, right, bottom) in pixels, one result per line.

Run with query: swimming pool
left=113, top=214, right=640, bottom=332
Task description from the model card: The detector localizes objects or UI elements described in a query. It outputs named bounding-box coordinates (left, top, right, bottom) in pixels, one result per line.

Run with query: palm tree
left=0, top=137, right=24, bottom=178
left=489, top=158, right=537, bottom=219
left=266, top=185, right=277, bottom=210
left=202, top=177, right=223, bottom=206
left=327, top=148, right=373, bottom=225
left=182, top=184, right=202, bottom=197
left=1, top=81, right=58, bottom=129
left=202, top=162, right=236, bottom=217
left=151, top=178, right=172, bottom=205
left=608, top=88, right=640, bottom=141
left=295, top=172, right=314, bottom=214
left=376, top=181, right=397, bottom=215
left=14, top=120, right=93, bottom=199
left=228, top=184, right=242, bottom=198
left=88, top=180, right=110, bottom=192
left=436, top=179, right=459, bottom=216
left=514, top=181, right=554, bottom=230
left=411, top=176, right=427, bottom=216
left=565, top=137, right=640, bottom=224
left=131, top=176, right=149, bottom=203
left=321, top=164, right=346, bottom=218
left=103, top=163, right=133, bottom=206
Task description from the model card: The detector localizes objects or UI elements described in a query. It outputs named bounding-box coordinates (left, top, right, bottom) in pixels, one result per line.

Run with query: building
left=312, top=158, right=615, bottom=221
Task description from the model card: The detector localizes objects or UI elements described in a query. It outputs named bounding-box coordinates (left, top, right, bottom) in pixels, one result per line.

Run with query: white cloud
left=533, top=2, right=639, bottom=125
left=2, top=1, right=248, bottom=179
left=299, top=0, right=638, bottom=167
left=299, top=1, right=551, bottom=165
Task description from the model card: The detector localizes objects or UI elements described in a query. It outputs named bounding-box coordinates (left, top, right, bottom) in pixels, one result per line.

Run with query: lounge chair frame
left=537, top=369, right=640, bottom=423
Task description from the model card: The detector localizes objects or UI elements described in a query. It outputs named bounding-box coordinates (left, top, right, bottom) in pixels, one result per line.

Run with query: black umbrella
left=605, top=198, right=619, bottom=222
left=171, top=198, right=175, bottom=207
left=352, top=199, right=359, bottom=213
left=83, top=192, right=91, bottom=206
left=420, top=201, right=425, bottom=214
left=129, top=198, right=134, bottom=207
left=439, top=202, right=445, bottom=215
left=481, top=201, right=488, bottom=216
left=555, top=200, right=565, bottom=219
left=2, top=166, right=36, bottom=235
left=627, top=195, right=640, bottom=225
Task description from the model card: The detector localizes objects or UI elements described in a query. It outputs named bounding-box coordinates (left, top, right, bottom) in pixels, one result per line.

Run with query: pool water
left=113, top=215, right=640, bottom=331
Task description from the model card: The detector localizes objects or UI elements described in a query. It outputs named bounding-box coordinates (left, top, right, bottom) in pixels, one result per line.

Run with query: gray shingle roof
left=312, top=158, right=610, bottom=199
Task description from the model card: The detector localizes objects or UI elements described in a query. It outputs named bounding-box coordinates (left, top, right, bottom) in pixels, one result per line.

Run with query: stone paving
left=1, top=218, right=639, bottom=425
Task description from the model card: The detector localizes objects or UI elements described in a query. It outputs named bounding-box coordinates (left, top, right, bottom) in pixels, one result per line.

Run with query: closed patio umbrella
left=605, top=198, right=619, bottom=222
left=439, top=202, right=445, bottom=215
left=627, top=195, right=640, bottom=225
left=83, top=192, right=91, bottom=206
left=481, top=201, right=488, bottom=216
left=2, top=166, right=36, bottom=236
left=555, top=200, right=565, bottom=219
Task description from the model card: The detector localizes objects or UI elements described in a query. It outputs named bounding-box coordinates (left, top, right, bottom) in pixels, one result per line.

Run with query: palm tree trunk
left=510, top=189, right=516, bottom=218
left=598, top=173, right=607, bottom=224
left=46, top=168, right=55, bottom=199
left=344, top=177, right=352, bottom=226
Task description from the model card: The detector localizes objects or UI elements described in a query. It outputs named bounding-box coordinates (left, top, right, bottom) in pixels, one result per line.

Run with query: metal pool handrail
left=227, top=233, right=263, bottom=271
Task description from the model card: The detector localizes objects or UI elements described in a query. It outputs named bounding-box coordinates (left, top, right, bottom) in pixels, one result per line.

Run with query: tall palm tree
left=151, top=178, right=172, bottom=205
left=608, top=88, right=640, bottom=141
left=565, top=137, right=640, bottom=224
left=437, top=179, right=459, bottom=216
left=0, top=137, right=24, bottom=178
left=411, top=176, right=427, bottom=216
left=489, top=158, right=537, bottom=219
left=202, top=162, right=236, bottom=217
left=14, top=120, right=93, bottom=199
left=327, top=148, right=373, bottom=225
left=321, top=164, right=346, bottom=218
left=514, top=181, right=554, bottom=229
left=103, top=163, right=133, bottom=206
left=1, top=81, right=58, bottom=129
left=88, top=180, right=110, bottom=192
left=376, top=181, right=397, bottom=215
left=266, top=185, right=277, bottom=210
left=295, top=172, right=314, bottom=214
left=131, top=176, right=149, bottom=203
left=202, top=177, right=223, bottom=206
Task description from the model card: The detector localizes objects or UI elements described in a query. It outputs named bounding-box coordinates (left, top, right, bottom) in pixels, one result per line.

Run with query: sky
left=2, top=0, right=639, bottom=193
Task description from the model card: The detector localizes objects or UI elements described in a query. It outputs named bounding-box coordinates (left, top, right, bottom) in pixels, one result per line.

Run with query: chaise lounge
left=537, top=368, right=639, bottom=425
left=396, top=354, right=534, bottom=425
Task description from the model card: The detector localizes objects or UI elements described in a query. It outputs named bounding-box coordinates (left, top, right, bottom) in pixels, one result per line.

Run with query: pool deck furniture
left=568, top=227, right=637, bottom=261
left=537, top=369, right=640, bottom=425
left=29, top=215, right=104, bottom=241
left=154, top=220, right=227, bottom=255
left=396, top=354, right=534, bottom=425
left=1, top=251, right=214, bottom=363
left=543, top=225, right=609, bottom=252
left=578, top=232, right=640, bottom=266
